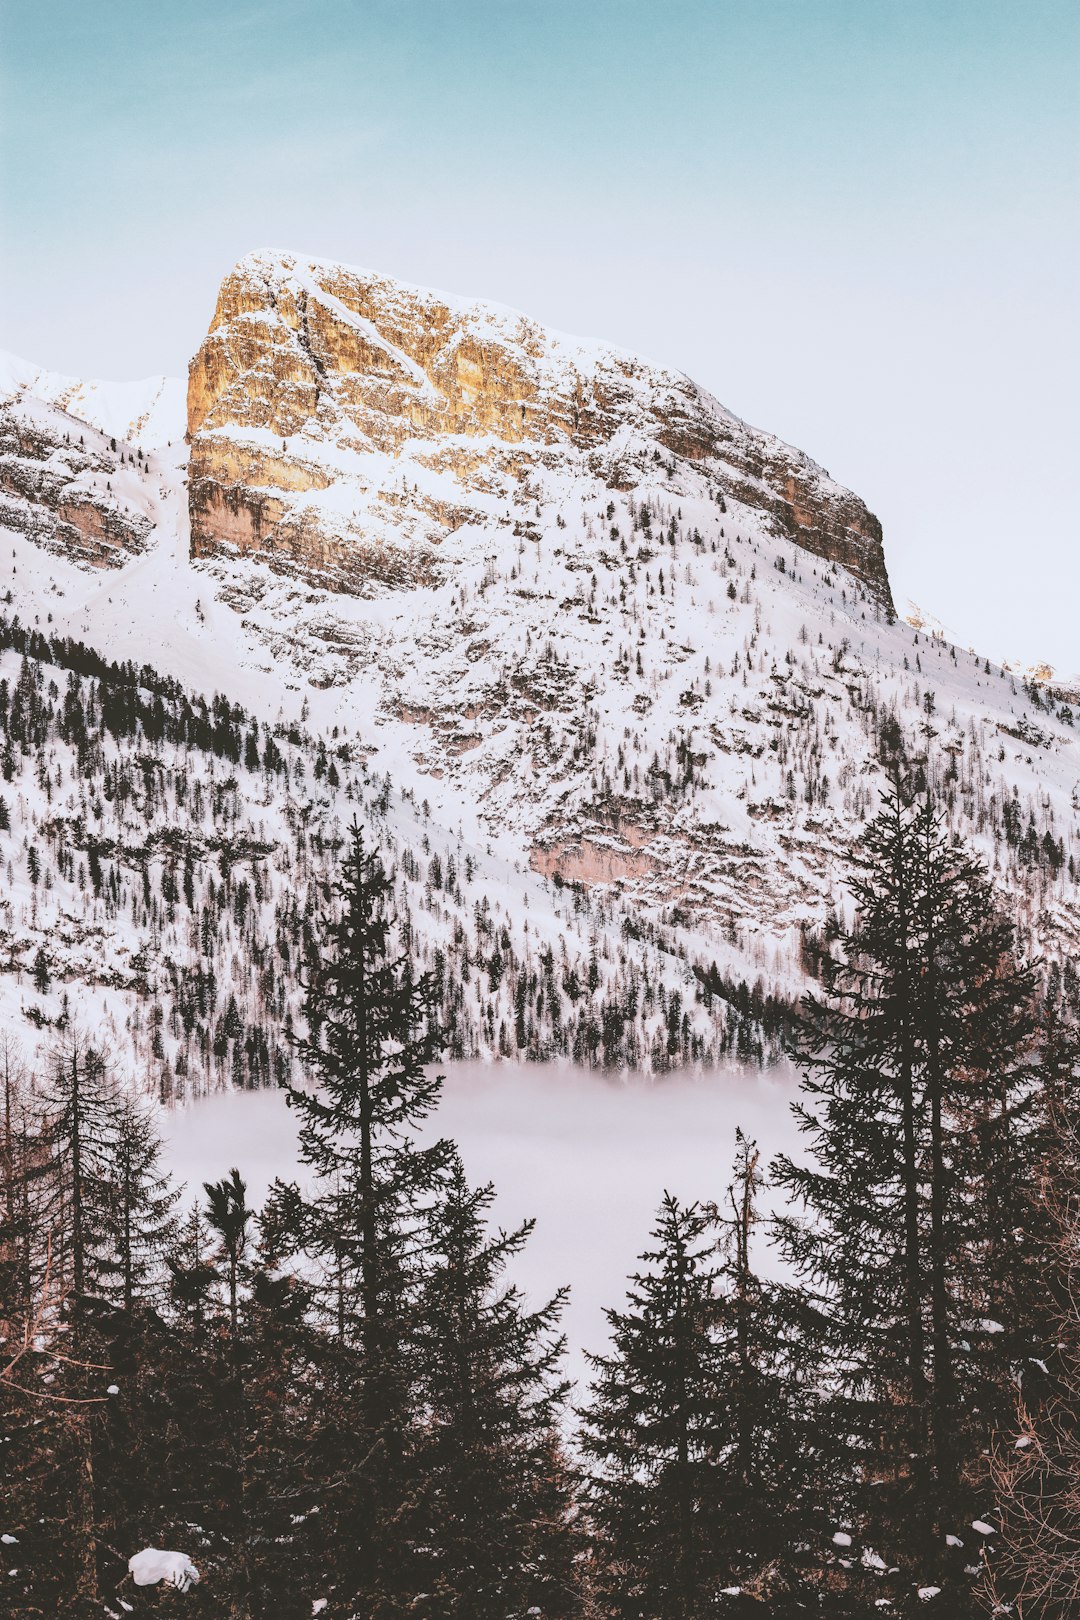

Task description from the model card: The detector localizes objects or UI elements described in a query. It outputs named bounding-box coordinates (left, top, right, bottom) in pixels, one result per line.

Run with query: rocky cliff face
left=0, top=382, right=156, bottom=569
left=188, top=250, right=893, bottom=609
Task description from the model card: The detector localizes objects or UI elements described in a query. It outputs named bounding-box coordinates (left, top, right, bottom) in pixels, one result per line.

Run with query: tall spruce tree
left=42, top=1035, right=121, bottom=1303
left=706, top=1131, right=830, bottom=1604
left=264, top=820, right=452, bottom=1616
left=772, top=784, right=1043, bottom=1609
left=98, top=1095, right=180, bottom=1312
left=405, top=1152, right=581, bottom=1617
left=581, top=1193, right=731, bottom=1619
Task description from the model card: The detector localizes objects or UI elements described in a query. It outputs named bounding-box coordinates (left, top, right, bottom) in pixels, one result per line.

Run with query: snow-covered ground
left=2, top=256, right=1078, bottom=1092
left=163, top=1057, right=802, bottom=1385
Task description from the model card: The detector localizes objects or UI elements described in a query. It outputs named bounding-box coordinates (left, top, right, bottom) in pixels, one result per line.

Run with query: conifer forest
left=2, top=16, right=1078, bottom=1609
left=3, top=689, right=1079, bottom=1615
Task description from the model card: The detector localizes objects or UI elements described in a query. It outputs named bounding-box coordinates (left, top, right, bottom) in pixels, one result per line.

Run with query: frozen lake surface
left=163, top=1059, right=804, bottom=1387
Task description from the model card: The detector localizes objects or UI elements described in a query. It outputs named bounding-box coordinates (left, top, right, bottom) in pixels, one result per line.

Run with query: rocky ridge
left=0, top=355, right=166, bottom=569
left=187, top=251, right=893, bottom=609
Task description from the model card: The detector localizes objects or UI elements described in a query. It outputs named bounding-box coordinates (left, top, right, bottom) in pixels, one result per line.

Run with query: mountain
left=187, top=250, right=892, bottom=607
left=0, top=251, right=1076, bottom=1087
left=0, top=351, right=175, bottom=567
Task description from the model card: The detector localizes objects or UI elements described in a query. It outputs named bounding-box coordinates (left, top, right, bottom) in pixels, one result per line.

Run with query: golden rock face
left=188, top=249, right=893, bottom=606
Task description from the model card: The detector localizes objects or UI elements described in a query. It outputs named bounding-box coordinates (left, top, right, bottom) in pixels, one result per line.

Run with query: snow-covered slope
left=0, top=350, right=184, bottom=450
left=0, top=350, right=178, bottom=569
left=0, top=256, right=1076, bottom=1092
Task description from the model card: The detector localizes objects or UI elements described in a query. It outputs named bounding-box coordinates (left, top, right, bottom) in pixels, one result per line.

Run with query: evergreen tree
left=405, top=1153, right=581, bottom=1617
left=581, top=1193, right=731, bottom=1618
left=167, top=1199, right=218, bottom=1336
left=983, top=1021, right=1080, bottom=1618
left=42, top=1035, right=121, bottom=1302
left=98, top=1096, right=180, bottom=1312
left=772, top=784, right=1043, bottom=1609
left=706, top=1132, right=829, bottom=1604
left=204, top=1166, right=253, bottom=1334
left=264, top=820, right=451, bottom=1615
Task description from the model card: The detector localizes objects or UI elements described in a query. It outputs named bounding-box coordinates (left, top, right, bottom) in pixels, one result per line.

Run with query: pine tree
left=42, top=1035, right=121, bottom=1302
left=984, top=1022, right=1080, bottom=1617
left=167, top=1199, right=218, bottom=1336
left=772, top=784, right=1043, bottom=1608
left=405, top=1153, right=581, bottom=1616
left=263, top=820, right=451, bottom=1615
left=581, top=1193, right=731, bottom=1618
left=706, top=1132, right=829, bottom=1603
left=97, top=1096, right=179, bottom=1312
left=204, top=1166, right=253, bottom=1334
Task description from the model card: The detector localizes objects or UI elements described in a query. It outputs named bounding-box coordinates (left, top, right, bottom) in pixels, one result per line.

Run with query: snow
left=1, top=253, right=1078, bottom=1108
left=0, top=348, right=183, bottom=449
left=127, top=1549, right=200, bottom=1590
left=2, top=272, right=1077, bottom=1044
left=832, top=1531, right=853, bottom=1547
left=971, top=1520, right=997, bottom=1536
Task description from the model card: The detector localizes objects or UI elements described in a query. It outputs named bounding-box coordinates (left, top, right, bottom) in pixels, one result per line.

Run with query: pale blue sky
left=2, top=1, right=1077, bottom=672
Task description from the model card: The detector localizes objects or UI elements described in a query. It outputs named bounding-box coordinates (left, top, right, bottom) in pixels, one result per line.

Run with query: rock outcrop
left=188, top=250, right=893, bottom=609
left=0, top=383, right=156, bottom=568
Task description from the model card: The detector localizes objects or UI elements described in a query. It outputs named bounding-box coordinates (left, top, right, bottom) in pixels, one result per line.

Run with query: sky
left=2, top=0, right=1077, bottom=675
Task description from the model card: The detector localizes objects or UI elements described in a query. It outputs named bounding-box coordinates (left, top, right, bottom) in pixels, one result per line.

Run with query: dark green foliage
left=772, top=784, right=1044, bottom=1610
left=1, top=785, right=1067, bottom=1618
left=404, top=1154, right=581, bottom=1616
left=98, top=1096, right=180, bottom=1312
left=581, top=1144, right=829, bottom=1617
left=581, top=1193, right=736, bottom=1617
left=984, top=1021, right=1080, bottom=1617
left=264, top=819, right=453, bottom=1613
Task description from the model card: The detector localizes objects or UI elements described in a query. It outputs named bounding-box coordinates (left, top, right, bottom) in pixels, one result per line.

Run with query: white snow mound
left=128, top=1548, right=201, bottom=1590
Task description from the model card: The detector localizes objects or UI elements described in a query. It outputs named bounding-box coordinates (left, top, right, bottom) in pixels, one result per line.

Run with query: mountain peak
left=187, top=251, right=894, bottom=608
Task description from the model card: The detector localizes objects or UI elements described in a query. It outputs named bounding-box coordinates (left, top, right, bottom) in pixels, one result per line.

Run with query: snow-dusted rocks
left=186, top=249, right=892, bottom=606
left=128, top=1548, right=200, bottom=1590
left=0, top=376, right=159, bottom=568
left=0, top=252, right=1077, bottom=1079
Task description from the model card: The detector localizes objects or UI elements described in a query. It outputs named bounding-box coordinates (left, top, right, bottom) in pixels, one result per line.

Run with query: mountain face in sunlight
left=0, top=254, right=1076, bottom=1091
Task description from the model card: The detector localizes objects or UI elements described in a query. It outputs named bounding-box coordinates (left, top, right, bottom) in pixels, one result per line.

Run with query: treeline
left=3, top=791, right=1079, bottom=1617
left=0, top=623, right=782, bottom=1087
